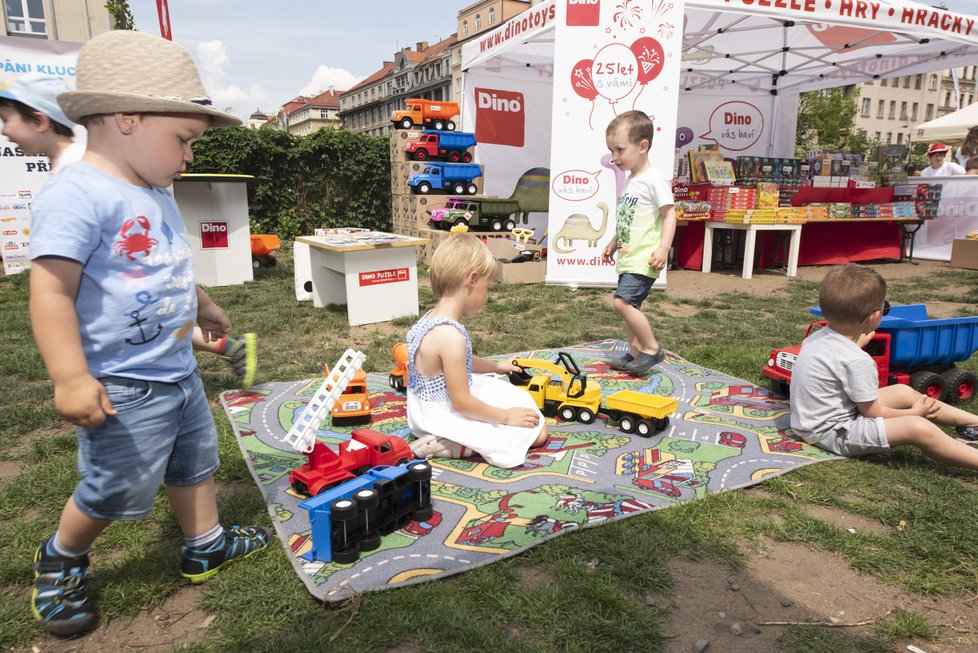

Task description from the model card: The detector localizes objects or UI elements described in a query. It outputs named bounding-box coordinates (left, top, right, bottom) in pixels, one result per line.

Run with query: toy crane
left=280, top=349, right=413, bottom=497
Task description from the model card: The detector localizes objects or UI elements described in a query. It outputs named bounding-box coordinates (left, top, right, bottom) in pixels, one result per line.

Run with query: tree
left=104, top=0, right=135, bottom=30
left=795, top=86, right=870, bottom=157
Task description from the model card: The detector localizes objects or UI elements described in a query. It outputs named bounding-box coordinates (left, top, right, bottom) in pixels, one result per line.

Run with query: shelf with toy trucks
left=510, top=352, right=677, bottom=436
left=762, top=304, right=978, bottom=403
left=298, top=460, right=433, bottom=564
left=404, top=130, right=476, bottom=162
left=391, top=98, right=460, bottom=131
left=408, top=162, right=484, bottom=195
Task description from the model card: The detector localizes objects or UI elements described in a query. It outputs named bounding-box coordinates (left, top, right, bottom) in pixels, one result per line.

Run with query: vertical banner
left=157, top=0, right=173, bottom=40
left=547, top=0, right=684, bottom=287
left=0, top=36, right=80, bottom=274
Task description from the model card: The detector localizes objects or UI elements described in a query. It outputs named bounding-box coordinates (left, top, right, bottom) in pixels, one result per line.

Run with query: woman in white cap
left=920, top=142, right=965, bottom=177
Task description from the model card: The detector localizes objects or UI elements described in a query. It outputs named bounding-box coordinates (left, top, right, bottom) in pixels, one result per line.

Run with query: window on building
left=903, top=76, right=911, bottom=88
left=969, top=93, right=974, bottom=106
left=5, top=0, right=46, bottom=35
left=881, top=78, right=888, bottom=86
left=914, top=74, right=923, bottom=89
left=899, top=101, right=907, bottom=119
left=861, top=98, right=871, bottom=116
left=887, top=132, right=893, bottom=144
left=911, top=102, right=918, bottom=120
left=929, top=74, right=938, bottom=91
left=877, top=99, right=885, bottom=118
left=489, top=8, right=495, bottom=23
left=897, top=133, right=904, bottom=144
left=874, top=131, right=881, bottom=141
left=888, top=101, right=896, bottom=119
left=476, top=14, right=481, bottom=30
left=926, top=103, right=934, bottom=121
left=945, top=91, right=953, bottom=107
left=462, top=20, right=468, bottom=36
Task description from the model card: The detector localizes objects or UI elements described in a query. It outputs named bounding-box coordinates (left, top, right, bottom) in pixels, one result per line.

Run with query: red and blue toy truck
left=762, top=304, right=978, bottom=403
left=404, top=130, right=477, bottom=162
left=407, top=162, right=482, bottom=195
left=298, top=461, right=433, bottom=564
left=289, top=427, right=413, bottom=497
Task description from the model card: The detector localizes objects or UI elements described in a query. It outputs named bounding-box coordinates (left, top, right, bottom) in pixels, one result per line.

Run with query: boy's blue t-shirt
left=30, top=163, right=197, bottom=382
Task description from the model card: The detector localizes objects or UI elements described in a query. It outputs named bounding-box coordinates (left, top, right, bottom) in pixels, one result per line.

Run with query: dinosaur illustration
left=551, top=202, right=609, bottom=254
left=505, top=167, right=550, bottom=224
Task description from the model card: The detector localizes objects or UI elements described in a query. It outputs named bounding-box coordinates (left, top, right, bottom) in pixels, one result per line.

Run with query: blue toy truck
left=763, top=304, right=978, bottom=403
left=404, top=130, right=477, bottom=162
left=407, top=163, right=482, bottom=195
left=298, top=461, right=433, bottom=564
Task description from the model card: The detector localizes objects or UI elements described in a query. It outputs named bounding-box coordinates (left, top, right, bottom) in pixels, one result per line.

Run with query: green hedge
left=189, top=127, right=392, bottom=240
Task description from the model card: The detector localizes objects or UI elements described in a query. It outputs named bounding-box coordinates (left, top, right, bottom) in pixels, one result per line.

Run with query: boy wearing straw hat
left=27, top=31, right=268, bottom=637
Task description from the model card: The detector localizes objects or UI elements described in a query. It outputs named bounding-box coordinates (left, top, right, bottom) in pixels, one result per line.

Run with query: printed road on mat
left=220, top=339, right=837, bottom=603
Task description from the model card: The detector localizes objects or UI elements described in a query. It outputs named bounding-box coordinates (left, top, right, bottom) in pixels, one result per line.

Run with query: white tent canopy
left=464, top=0, right=978, bottom=96
left=913, top=102, right=978, bottom=144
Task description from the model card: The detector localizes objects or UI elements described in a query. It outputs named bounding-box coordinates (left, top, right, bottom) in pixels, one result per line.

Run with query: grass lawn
left=1, top=252, right=976, bottom=652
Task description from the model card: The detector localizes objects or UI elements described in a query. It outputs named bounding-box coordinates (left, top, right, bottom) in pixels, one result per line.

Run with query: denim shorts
left=614, top=273, right=656, bottom=308
left=72, top=372, right=220, bottom=520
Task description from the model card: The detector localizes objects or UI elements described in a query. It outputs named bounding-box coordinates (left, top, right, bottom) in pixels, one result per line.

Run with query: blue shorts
left=72, top=372, right=220, bottom=520
left=614, top=273, right=656, bottom=308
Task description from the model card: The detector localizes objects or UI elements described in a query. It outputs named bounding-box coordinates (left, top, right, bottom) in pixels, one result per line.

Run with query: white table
left=701, top=221, right=802, bottom=280
left=296, top=231, right=428, bottom=326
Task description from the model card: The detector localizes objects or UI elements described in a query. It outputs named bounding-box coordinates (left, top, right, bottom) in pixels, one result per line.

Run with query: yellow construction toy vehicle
left=510, top=352, right=676, bottom=436
left=509, top=352, right=604, bottom=423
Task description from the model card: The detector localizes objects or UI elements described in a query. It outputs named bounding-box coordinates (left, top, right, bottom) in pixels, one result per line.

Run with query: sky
left=127, top=0, right=471, bottom=120
left=129, top=0, right=978, bottom=121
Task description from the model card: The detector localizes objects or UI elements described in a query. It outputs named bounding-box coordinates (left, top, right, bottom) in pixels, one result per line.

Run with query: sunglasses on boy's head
left=861, top=300, right=890, bottom=323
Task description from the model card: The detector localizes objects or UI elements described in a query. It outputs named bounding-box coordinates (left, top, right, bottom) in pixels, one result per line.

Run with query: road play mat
left=219, top=340, right=838, bottom=603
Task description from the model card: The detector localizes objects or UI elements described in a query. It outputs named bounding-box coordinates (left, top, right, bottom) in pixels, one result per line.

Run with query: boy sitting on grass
left=789, top=264, right=978, bottom=466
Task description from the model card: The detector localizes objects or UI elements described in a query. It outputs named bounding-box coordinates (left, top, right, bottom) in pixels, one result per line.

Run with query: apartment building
left=3, top=0, right=111, bottom=42
left=451, top=1, right=535, bottom=102
left=853, top=66, right=978, bottom=146
left=340, top=37, right=455, bottom=136
left=278, top=88, right=343, bottom=136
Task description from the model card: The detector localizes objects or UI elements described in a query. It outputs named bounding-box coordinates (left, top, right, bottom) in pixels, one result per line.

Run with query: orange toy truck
left=391, top=98, right=460, bottom=131
left=389, top=343, right=408, bottom=392
left=324, top=364, right=371, bottom=425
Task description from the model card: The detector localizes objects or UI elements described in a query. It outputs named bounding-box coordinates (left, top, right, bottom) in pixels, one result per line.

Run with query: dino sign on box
left=552, top=169, right=601, bottom=201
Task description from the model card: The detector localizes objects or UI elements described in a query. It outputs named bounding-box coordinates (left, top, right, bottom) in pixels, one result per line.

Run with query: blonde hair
left=429, top=233, right=497, bottom=297
left=960, top=126, right=978, bottom=158
left=818, top=264, right=886, bottom=325
left=606, top=110, right=654, bottom=147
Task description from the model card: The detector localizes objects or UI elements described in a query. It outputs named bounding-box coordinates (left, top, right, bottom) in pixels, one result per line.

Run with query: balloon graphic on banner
left=591, top=42, right=638, bottom=114
left=629, top=37, right=665, bottom=110
left=571, top=58, right=598, bottom=128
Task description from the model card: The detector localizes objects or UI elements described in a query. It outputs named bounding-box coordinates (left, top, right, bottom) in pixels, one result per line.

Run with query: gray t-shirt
left=789, top=326, right=880, bottom=444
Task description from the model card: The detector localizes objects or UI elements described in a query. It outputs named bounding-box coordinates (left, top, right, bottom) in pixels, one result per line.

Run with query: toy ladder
left=281, top=348, right=366, bottom=453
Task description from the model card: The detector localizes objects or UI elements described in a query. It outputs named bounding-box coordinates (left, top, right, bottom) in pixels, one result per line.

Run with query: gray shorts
left=812, top=416, right=889, bottom=457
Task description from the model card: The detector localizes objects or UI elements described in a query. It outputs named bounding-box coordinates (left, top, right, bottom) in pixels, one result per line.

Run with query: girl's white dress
left=405, top=314, right=542, bottom=468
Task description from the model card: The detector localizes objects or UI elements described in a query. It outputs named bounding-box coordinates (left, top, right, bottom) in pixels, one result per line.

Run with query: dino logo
left=566, top=0, right=600, bottom=26
left=551, top=202, right=608, bottom=254
left=474, top=87, right=524, bottom=148
left=199, top=220, right=229, bottom=249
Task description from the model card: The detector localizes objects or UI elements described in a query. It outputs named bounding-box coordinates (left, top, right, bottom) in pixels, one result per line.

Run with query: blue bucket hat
left=0, top=73, right=76, bottom=129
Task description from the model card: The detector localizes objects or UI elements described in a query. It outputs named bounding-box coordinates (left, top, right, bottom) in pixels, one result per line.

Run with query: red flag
left=156, top=0, right=172, bottom=40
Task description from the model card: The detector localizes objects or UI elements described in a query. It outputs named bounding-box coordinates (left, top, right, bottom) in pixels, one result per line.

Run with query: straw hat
left=926, top=142, right=949, bottom=156
left=57, top=30, right=241, bottom=128
left=0, top=73, right=76, bottom=129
